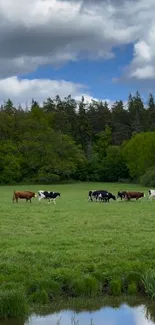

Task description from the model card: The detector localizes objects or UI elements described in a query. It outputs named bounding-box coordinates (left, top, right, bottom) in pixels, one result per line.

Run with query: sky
left=1, top=0, right=155, bottom=107
left=27, top=304, right=153, bottom=325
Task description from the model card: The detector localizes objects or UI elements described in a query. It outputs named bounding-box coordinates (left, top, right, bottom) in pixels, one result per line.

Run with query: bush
left=0, top=290, right=28, bottom=318
left=127, top=282, right=137, bottom=295
left=29, top=289, right=49, bottom=304
left=36, top=173, right=60, bottom=184
left=140, top=167, right=155, bottom=187
left=27, top=278, right=61, bottom=300
left=109, top=279, right=122, bottom=296
left=142, top=270, right=155, bottom=299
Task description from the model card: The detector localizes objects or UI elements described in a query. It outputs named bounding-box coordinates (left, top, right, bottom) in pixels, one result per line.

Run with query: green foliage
left=30, top=289, right=49, bottom=304
left=109, top=279, right=122, bottom=296
left=123, top=132, right=155, bottom=179
left=0, top=290, right=28, bottom=318
left=1, top=92, right=155, bottom=183
left=140, top=167, right=155, bottom=187
left=127, top=282, right=137, bottom=295
left=142, top=270, right=155, bottom=299
left=103, top=145, right=129, bottom=181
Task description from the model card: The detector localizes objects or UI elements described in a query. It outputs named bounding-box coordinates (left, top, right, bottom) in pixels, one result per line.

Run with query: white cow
left=148, top=189, right=155, bottom=199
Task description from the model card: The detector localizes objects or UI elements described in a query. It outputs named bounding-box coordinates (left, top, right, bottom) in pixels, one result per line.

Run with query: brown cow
left=12, top=191, right=37, bottom=203
left=125, top=191, right=145, bottom=201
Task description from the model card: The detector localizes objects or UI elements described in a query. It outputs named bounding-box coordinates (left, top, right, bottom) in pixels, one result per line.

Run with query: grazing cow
left=38, top=190, right=60, bottom=204
left=88, top=190, right=108, bottom=202
left=88, top=190, right=116, bottom=202
left=12, top=191, right=37, bottom=203
left=125, top=191, right=145, bottom=201
left=117, top=191, right=127, bottom=200
left=148, top=189, right=155, bottom=199
left=99, top=191, right=116, bottom=202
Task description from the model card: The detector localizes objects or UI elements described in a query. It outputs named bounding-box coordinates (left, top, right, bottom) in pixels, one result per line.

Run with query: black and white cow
left=148, top=189, right=155, bottom=199
left=88, top=190, right=116, bottom=202
left=99, top=191, right=116, bottom=202
left=38, top=190, right=61, bottom=204
left=117, top=191, right=127, bottom=200
left=88, top=190, right=107, bottom=201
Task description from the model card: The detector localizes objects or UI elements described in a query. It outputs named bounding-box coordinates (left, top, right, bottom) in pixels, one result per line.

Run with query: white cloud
left=0, top=0, right=155, bottom=79
left=0, top=76, right=84, bottom=107
left=0, top=76, right=115, bottom=107
left=0, top=0, right=154, bottom=102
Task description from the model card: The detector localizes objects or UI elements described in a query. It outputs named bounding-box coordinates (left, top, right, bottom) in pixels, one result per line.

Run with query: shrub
left=27, top=278, right=61, bottom=300
left=109, top=279, right=122, bottom=296
left=0, top=290, right=28, bottom=318
left=142, top=270, right=155, bottom=299
left=127, top=282, right=137, bottom=295
left=29, top=289, right=49, bottom=304
left=140, top=167, right=155, bottom=187
left=81, top=276, right=100, bottom=297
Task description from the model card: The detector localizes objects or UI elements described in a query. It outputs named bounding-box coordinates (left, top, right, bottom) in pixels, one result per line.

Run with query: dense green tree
left=0, top=91, right=155, bottom=184
left=103, top=145, right=129, bottom=181
left=123, top=132, right=155, bottom=179
left=147, top=93, right=155, bottom=131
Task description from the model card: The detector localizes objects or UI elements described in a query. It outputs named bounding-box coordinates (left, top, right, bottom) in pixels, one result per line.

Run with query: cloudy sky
left=1, top=0, right=155, bottom=106
left=27, top=304, right=152, bottom=325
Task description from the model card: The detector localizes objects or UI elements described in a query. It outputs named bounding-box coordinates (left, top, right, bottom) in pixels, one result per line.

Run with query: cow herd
left=88, top=189, right=155, bottom=202
left=12, top=188, right=155, bottom=204
left=12, top=190, right=61, bottom=204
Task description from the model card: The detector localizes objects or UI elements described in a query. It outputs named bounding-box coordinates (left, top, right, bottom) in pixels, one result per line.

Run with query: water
left=1, top=299, right=155, bottom=325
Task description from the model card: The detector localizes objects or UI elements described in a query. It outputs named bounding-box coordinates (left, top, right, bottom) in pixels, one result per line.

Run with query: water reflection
left=1, top=299, right=155, bottom=325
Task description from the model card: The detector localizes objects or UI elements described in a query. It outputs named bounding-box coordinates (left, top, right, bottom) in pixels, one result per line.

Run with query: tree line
left=1, top=91, right=155, bottom=185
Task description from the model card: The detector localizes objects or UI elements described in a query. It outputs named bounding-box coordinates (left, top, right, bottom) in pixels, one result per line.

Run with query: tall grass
left=142, top=270, right=155, bottom=299
left=0, top=290, right=28, bottom=318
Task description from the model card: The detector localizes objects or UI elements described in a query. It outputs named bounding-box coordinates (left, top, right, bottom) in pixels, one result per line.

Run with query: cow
left=88, top=190, right=108, bottom=202
left=12, top=190, right=37, bottom=203
left=117, top=191, right=127, bottom=200
left=38, top=190, right=61, bottom=204
left=148, top=189, right=155, bottom=199
left=124, top=191, right=145, bottom=201
left=99, top=191, right=116, bottom=203
left=88, top=190, right=116, bottom=202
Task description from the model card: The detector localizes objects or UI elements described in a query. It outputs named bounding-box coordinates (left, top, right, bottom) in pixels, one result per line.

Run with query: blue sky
left=0, top=0, right=154, bottom=106
left=21, top=45, right=136, bottom=102
left=28, top=304, right=151, bottom=325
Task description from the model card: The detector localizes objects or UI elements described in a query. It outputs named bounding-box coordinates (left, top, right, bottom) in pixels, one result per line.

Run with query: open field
left=1, top=182, right=155, bottom=316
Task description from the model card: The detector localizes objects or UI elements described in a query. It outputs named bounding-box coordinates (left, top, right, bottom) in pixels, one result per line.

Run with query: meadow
left=1, top=182, right=155, bottom=317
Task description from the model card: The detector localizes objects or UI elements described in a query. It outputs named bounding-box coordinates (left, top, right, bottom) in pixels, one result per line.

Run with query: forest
left=1, top=91, right=155, bottom=186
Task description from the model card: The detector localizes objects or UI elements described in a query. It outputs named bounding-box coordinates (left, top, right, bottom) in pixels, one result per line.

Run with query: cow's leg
left=38, top=196, right=43, bottom=203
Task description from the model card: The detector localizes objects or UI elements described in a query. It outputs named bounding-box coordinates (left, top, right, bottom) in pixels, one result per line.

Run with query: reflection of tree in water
left=0, top=316, right=27, bottom=325
left=144, top=303, right=155, bottom=323
left=1, top=298, right=155, bottom=325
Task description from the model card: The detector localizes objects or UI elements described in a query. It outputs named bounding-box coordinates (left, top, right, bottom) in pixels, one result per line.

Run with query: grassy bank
left=0, top=182, right=155, bottom=317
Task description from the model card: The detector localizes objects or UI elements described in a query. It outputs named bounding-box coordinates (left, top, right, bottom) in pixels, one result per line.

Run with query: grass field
left=0, top=182, right=155, bottom=317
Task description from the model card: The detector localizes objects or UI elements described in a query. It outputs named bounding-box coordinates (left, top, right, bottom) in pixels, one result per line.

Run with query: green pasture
left=0, top=182, right=155, bottom=317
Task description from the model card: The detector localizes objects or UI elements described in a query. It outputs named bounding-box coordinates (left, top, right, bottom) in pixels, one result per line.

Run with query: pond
left=1, top=298, right=155, bottom=325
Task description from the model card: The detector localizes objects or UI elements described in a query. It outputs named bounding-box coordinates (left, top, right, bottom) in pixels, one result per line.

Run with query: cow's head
left=111, top=194, right=116, bottom=201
